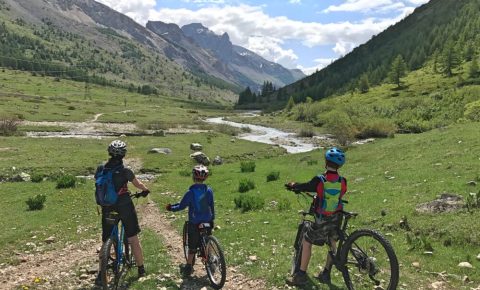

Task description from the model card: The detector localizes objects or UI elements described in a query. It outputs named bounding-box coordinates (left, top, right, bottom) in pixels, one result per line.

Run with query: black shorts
left=187, top=222, right=212, bottom=253
left=304, top=213, right=342, bottom=246
left=101, top=195, right=140, bottom=242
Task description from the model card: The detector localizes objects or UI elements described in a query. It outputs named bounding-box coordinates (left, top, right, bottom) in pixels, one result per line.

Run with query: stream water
left=205, top=117, right=331, bottom=154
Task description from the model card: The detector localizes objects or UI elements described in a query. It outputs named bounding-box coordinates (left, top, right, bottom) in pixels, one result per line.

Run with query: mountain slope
left=180, top=23, right=305, bottom=91
left=263, top=0, right=480, bottom=107
left=0, top=0, right=238, bottom=102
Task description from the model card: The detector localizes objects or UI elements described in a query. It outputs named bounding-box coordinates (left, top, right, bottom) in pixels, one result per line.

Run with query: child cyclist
left=286, top=147, right=347, bottom=286
left=165, top=164, right=215, bottom=276
left=95, top=140, right=150, bottom=285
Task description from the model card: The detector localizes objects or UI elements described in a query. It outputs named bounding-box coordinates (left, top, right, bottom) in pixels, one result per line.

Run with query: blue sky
left=97, top=0, right=429, bottom=74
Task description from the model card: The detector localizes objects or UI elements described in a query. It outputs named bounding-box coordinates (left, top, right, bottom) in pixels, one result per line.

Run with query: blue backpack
left=95, top=164, right=123, bottom=206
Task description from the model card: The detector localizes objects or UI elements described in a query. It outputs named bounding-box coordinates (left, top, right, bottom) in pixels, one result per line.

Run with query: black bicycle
left=289, top=189, right=399, bottom=290
left=99, top=192, right=143, bottom=290
left=182, top=221, right=227, bottom=289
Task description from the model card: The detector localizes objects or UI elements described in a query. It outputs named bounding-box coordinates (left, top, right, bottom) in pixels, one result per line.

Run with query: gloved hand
left=284, top=182, right=296, bottom=191
left=165, top=204, right=172, bottom=211
left=139, top=190, right=150, bottom=197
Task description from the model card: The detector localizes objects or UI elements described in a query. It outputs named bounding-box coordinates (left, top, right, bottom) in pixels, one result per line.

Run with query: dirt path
left=0, top=238, right=100, bottom=289
left=0, top=199, right=268, bottom=290
left=139, top=200, right=268, bottom=290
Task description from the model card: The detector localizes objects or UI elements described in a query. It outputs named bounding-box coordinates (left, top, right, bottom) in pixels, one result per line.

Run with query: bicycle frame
left=109, top=220, right=127, bottom=271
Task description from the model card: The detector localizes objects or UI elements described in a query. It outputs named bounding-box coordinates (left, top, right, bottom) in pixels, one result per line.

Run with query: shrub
left=277, top=198, right=291, bottom=211
left=56, top=174, right=76, bottom=189
left=355, top=119, right=396, bottom=139
left=266, top=171, right=280, bottom=182
left=240, top=161, right=256, bottom=173
left=31, top=173, right=44, bottom=183
left=234, top=193, right=264, bottom=212
left=464, top=101, right=480, bottom=121
left=307, top=160, right=318, bottom=166
left=216, top=124, right=241, bottom=136
left=0, top=115, right=20, bottom=136
left=240, top=126, right=252, bottom=133
left=323, top=112, right=357, bottom=146
left=26, top=194, right=46, bottom=211
left=298, top=127, right=314, bottom=138
left=238, top=178, right=255, bottom=193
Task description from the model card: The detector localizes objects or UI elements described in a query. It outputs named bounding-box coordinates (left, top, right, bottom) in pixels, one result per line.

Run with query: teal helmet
left=325, top=147, right=345, bottom=166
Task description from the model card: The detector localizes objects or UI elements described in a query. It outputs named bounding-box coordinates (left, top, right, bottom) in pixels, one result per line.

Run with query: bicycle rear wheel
left=340, top=229, right=399, bottom=290
left=204, top=236, right=227, bottom=289
left=100, top=238, right=119, bottom=290
left=291, top=221, right=311, bottom=275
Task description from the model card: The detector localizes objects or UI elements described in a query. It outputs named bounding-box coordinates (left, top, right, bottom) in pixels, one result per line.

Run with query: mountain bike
left=182, top=221, right=227, bottom=289
left=99, top=192, right=144, bottom=290
left=288, top=189, right=399, bottom=290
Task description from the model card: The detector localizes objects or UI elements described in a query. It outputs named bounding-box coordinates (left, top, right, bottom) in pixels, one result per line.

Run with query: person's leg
left=300, top=238, right=312, bottom=271
left=128, top=235, right=144, bottom=266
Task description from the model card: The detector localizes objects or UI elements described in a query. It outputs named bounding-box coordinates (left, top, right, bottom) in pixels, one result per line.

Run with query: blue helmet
left=325, top=147, right=345, bottom=166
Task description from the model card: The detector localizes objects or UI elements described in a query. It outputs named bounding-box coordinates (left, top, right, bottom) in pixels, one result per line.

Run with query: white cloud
left=323, top=0, right=395, bottom=13
left=148, top=4, right=407, bottom=67
left=96, top=0, right=156, bottom=24
left=407, top=0, right=429, bottom=5
left=289, top=0, right=302, bottom=4
left=247, top=36, right=299, bottom=68
left=95, top=2, right=420, bottom=69
left=298, top=58, right=336, bottom=75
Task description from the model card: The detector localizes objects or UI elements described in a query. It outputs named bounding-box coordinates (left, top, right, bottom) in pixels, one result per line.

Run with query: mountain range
left=0, top=0, right=304, bottom=99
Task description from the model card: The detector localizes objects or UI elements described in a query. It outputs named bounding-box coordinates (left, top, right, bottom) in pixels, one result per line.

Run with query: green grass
left=0, top=181, right=99, bottom=264
left=151, top=121, right=480, bottom=289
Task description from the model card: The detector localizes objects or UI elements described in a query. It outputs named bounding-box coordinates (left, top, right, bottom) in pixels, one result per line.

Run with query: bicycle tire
left=204, top=236, right=227, bottom=289
left=182, top=222, right=189, bottom=262
left=100, top=238, right=119, bottom=290
left=340, top=229, right=399, bottom=290
left=290, top=221, right=311, bottom=275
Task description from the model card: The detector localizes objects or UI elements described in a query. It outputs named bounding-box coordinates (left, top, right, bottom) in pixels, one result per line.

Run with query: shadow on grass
left=286, top=275, right=346, bottom=290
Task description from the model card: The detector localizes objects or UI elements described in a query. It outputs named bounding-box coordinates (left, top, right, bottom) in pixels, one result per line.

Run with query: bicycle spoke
left=204, top=237, right=226, bottom=289
left=342, top=231, right=398, bottom=290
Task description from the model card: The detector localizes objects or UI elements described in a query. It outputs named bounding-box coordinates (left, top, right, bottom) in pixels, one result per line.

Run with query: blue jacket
left=171, top=184, right=215, bottom=224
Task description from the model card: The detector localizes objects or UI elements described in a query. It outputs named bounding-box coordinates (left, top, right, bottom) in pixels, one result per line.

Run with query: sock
left=298, top=270, right=306, bottom=275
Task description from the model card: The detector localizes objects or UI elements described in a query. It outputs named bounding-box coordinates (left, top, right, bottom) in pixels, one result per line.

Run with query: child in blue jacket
left=166, top=164, right=214, bottom=276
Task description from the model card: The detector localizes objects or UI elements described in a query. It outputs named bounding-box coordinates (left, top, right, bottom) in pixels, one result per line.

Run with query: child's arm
left=290, top=177, right=319, bottom=192
left=208, top=187, right=215, bottom=220
left=170, top=190, right=192, bottom=212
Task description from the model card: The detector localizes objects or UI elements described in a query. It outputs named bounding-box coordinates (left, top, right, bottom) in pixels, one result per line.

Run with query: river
left=205, top=117, right=331, bottom=154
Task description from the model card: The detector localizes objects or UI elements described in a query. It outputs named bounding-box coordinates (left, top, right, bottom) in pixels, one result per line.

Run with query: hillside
left=238, top=0, right=480, bottom=109
left=0, top=0, right=241, bottom=103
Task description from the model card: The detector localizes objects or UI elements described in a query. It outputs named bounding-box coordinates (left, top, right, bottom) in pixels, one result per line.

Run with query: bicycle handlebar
left=287, top=186, right=355, bottom=217
left=130, top=190, right=149, bottom=199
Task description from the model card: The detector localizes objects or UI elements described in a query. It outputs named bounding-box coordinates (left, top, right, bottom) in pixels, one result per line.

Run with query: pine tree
left=285, top=96, right=295, bottom=111
left=442, top=42, right=460, bottom=77
left=389, top=55, right=408, bottom=88
left=359, top=74, right=370, bottom=93
left=469, top=56, right=479, bottom=78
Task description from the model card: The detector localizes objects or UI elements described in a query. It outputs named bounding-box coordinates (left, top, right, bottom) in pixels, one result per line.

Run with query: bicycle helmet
left=325, top=147, right=345, bottom=166
left=108, top=140, right=127, bottom=157
left=192, top=164, right=209, bottom=181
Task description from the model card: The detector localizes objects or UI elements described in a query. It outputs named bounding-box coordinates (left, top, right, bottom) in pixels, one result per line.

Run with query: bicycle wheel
left=182, top=222, right=189, bottom=262
left=290, top=221, right=311, bottom=275
left=100, top=238, right=119, bottom=290
left=204, top=236, right=227, bottom=289
left=340, top=229, right=399, bottom=290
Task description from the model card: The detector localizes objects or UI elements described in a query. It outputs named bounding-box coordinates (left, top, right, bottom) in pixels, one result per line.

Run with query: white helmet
left=108, top=140, right=127, bottom=157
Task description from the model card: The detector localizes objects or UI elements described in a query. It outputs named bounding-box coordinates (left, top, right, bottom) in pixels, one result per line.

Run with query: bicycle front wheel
left=340, top=229, right=399, bottom=290
left=204, top=236, right=227, bottom=289
left=100, top=238, right=119, bottom=290
left=182, top=222, right=189, bottom=262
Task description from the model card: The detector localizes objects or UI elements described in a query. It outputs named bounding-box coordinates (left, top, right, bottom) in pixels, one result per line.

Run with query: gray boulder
left=148, top=148, right=172, bottom=154
left=213, top=156, right=223, bottom=165
left=190, top=143, right=203, bottom=151
left=190, top=152, right=210, bottom=165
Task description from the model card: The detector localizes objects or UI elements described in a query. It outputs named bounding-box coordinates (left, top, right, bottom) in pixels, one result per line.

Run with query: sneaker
left=316, top=270, right=331, bottom=284
left=94, top=273, right=103, bottom=287
left=180, top=264, right=193, bottom=277
left=286, top=272, right=308, bottom=286
left=138, top=265, right=146, bottom=278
